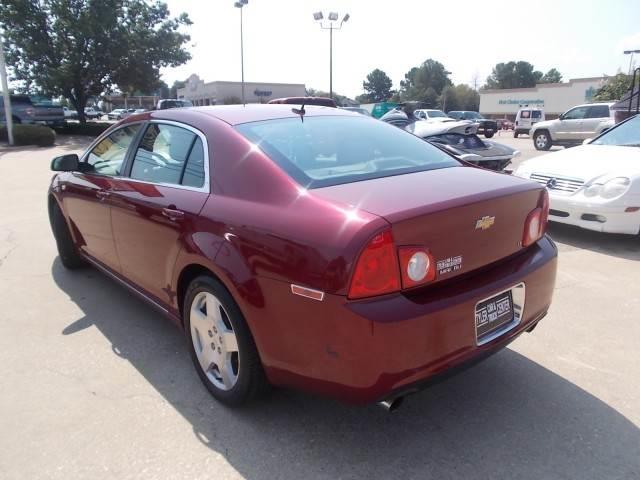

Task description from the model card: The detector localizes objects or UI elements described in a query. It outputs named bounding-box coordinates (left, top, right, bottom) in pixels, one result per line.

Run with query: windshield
left=591, top=115, right=640, bottom=147
left=427, top=110, right=447, bottom=118
left=236, top=116, right=460, bottom=188
left=464, top=112, right=483, bottom=120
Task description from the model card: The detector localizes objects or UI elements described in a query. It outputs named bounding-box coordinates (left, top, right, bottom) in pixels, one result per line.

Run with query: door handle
left=96, top=191, right=111, bottom=200
left=162, top=207, right=185, bottom=221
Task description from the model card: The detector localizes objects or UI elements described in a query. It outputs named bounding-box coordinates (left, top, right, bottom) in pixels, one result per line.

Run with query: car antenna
left=292, top=103, right=305, bottom=122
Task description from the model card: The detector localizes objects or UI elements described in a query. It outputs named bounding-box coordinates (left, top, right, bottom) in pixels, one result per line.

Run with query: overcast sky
left=162, top=0, right=640, bottom=98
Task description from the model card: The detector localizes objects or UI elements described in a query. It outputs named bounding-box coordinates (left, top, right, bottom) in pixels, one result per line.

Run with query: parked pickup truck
left=447, top=111, right=498, bottom=138
left=0, top=95, right=65, bottom=127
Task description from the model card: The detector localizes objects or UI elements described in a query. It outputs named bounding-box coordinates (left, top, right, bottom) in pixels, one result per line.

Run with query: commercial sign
left=498, top=99, right=545, bottom=105
left=254, top=89, right=272, bottom=97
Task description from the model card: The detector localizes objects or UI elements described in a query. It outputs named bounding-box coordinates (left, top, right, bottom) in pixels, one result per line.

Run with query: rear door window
left=520, top=110, right=531, bottom=119
left=532, top=110, right=542, bottom=119
left=586, top=105, right=610, bottom=119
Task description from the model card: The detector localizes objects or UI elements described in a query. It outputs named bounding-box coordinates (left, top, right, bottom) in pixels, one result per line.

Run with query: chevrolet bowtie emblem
left=475, top=216, right=495, bottom=230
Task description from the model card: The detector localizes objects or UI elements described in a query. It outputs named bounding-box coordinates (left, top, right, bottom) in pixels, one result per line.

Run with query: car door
left=109, top=121, right=210, bottom=304
left=582, top=105, right=610, bottom=137
left=556, top=106, right=588, bottom=140
left=61, top=123, right=142, bottom=272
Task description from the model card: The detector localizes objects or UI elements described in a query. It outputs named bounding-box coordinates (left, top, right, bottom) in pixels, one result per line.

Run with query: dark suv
left=0, top=95, right=65, bottom=126
left=447, top=111, right=498, bottom=138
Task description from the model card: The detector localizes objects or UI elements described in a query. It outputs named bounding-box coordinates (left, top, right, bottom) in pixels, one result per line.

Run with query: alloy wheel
left=535, top=134, right=549, bottom=149
left=190, top=291, right=240, bottom=391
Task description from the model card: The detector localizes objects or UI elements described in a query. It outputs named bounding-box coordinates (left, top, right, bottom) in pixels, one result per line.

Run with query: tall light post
left=441, top=70, right=452, bottom=112
left=234, top=0, right=248, bottom=104
left=313, top=11, right=350, bottom=100
left=0, top=31, right=14, bottom=146
left=624, top=49, right=640, bottom=75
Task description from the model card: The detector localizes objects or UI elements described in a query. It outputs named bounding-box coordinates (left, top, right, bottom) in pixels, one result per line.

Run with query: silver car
left=530, top=102, right=615, bottom=151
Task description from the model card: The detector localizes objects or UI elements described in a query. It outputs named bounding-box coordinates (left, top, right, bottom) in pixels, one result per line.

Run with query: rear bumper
left=252, top=236, right=557, bottom=404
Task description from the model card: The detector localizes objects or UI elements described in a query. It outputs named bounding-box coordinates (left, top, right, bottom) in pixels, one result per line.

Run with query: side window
left=182, top=137, right=206, bottom=188
left=130, top=124, right=196, bottom=185
left=86, top=124, right=141, bottom=176
left=586, top=105, right=609, bottom=119
left=563, top=106, right=588, bottom=120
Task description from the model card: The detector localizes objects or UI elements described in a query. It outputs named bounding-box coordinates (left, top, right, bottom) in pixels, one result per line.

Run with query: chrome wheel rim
left=535, top=134, right=548, bottom=148
left=190, top=292, right=240, bottom=391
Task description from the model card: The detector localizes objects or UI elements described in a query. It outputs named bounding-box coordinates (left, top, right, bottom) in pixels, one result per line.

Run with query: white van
left=514, top=107, right=544, bottom=137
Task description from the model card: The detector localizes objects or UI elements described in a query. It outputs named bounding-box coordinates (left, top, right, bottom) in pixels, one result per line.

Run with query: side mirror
left=558, top=114, right=565, bottom=120
left=51, top=154, right=80, bottom=172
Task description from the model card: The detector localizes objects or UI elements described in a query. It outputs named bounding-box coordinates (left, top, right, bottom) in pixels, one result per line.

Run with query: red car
left=48, top=105, right=557, bottom=410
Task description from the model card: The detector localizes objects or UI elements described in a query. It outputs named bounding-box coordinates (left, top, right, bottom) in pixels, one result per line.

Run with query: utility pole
left=0, top=32, right=14, bottom=146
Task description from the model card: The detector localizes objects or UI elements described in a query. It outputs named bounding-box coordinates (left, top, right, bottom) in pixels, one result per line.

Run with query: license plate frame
left=475, top=286, right=522, bottom=345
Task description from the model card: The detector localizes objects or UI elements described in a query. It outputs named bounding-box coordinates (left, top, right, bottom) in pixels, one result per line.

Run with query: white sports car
left=514, top=114, right=640, bottom=235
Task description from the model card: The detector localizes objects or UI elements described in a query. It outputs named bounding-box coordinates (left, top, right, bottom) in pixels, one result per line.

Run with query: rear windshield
left=235, top=116, right=460, bottom=188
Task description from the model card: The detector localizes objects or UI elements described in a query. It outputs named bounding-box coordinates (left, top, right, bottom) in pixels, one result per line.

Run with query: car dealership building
left=479, top=76, right=609, bottom=120
left=177, top=74, right=306, bottom=105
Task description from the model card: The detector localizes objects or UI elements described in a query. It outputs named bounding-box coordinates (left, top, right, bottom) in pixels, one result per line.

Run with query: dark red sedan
left=48, top=105, right=557, bottom=410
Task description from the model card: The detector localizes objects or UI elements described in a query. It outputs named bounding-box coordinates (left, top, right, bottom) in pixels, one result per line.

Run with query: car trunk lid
left=313, top=166, right=543, bottom=285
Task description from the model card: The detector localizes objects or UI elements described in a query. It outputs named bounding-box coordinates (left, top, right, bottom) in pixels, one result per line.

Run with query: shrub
left=56, top=122, right=112, bottom=136
left=0, top=124, right=56, bottom=146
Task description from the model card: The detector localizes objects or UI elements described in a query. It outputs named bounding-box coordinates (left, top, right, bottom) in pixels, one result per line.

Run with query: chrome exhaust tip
left=378, top=396, right=405, bottom=412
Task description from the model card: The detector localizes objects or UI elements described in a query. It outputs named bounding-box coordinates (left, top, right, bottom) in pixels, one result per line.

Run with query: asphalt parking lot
left=0, top=136, right=638, bottom=480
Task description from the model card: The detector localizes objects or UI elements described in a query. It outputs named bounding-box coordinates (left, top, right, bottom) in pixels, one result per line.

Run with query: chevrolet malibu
left=48, top=105, right=557, bottom=410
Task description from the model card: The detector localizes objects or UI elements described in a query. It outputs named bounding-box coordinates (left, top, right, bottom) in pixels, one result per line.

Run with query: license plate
left=475, top=290, right=514, bottom=340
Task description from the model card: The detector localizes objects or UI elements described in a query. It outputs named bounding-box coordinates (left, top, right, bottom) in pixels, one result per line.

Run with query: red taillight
left=522, top=190, right=549, bottom=247
left=348, top=230, right=400, bottom=299
left=540, top=189, right=549, bottom=233
left=398, top=247, right=436, bottom=289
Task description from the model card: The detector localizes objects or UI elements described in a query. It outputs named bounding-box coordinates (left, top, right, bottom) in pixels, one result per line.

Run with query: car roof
left=148, top=104, right=358, bottom=126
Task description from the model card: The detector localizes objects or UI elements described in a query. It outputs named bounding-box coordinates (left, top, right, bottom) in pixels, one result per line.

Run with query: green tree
left=0, top=0, right=192, bottom=123
left=170, top=79, right=187, bottom=98
left=440, top=84, right=480, bottom=111
left=361, top=68, right=393, bottom=103
left=400, top=59, right=452, bottom=102
left=157, top=80, right=171, bottom=99
left=540, top=68, right=562, bottom=84
left=484, top=61, right=543, bottom=89
left=306, top=87, right=349, bottom=106
left=594, top=73, right=631, bottom=101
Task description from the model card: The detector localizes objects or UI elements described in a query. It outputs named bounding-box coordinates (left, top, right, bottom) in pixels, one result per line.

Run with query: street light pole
left=329, top=24, right=333, bottom=99
left=313, top=12, right=349, bottom=101
left=0, top=31, right=14, bottom=146
left=624, top=49, right=640, bottom=75
left=234, top=0, right=248, bottom=105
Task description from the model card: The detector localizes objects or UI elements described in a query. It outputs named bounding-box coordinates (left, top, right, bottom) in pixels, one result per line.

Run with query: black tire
left=184, top=275, right=269, bottom=406
left=534, top=131, right=552, bottom=151
left=484, top=132, right=495, bottom=138
left=50, top=201, right=86, bottom=269
left=513, top=131, right=519, bottom=138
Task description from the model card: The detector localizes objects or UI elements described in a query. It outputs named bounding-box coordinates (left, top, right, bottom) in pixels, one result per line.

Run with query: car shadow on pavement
left=548, top=223, right=640, bottom=261
left=52, top=258, right=640, bottom=480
